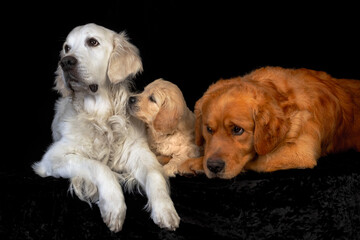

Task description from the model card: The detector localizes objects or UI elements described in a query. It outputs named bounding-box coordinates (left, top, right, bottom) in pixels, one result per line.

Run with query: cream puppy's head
left=128, top=79, right=187, bottom=134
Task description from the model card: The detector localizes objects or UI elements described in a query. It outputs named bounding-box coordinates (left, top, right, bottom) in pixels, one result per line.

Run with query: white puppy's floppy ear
left=108, top=32, right=143, bottom=83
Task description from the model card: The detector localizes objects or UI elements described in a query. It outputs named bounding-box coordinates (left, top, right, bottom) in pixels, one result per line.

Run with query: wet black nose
left=128, top=96, right=137, bottom=105
left=60, top=56, right=77, bottom=71
left=207, top=158, right=225, bottom=174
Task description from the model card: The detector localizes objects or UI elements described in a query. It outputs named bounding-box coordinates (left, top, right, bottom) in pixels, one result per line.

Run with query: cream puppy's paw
left=163, top=161, right=179, bottom=177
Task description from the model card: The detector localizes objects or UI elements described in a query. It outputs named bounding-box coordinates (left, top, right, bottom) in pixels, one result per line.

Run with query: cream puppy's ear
left=107, top=32, right=143, bottom=84
left=54, top=66, right=72, bottom=97
left=153, top=92, right=185, bottom=134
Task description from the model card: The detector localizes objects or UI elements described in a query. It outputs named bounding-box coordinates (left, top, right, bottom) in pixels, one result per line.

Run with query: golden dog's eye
left=149, top=94, right=156, bottom=103
left=232, top=125, right=244, bottom=135
left=87, top=38, right=99, bottom=47
left=64, top=44, right=71, bottom=53
left=206, top=126, right=213, bottom=134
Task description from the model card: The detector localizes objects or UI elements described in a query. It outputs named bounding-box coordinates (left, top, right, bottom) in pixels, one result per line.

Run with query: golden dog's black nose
left=60, top=56, right=77, bottom=71
left=207, top=158, right=225, bottom=174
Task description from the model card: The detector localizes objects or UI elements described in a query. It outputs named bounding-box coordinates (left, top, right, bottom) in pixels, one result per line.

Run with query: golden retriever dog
left=178, top=66, right=360, bottom=179
left=128, top=79, right=202, bottom=177
left=32, top=23, right=180, bottom=232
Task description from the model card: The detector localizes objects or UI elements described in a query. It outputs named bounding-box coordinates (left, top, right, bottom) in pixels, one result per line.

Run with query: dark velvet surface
left=2, top=151, right=360, bottom=240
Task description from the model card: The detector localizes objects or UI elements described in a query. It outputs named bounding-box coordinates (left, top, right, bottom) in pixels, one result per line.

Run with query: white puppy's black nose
left=60, top=56, right=77, bottom=71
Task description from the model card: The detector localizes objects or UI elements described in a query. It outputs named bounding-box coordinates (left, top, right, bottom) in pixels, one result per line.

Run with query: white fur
left=32, top=23, right=180, bottom=232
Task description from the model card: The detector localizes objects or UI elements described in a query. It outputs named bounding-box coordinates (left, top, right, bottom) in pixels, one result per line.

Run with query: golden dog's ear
left=253, top=101, right=290, bottom=155
left=54, top=66, right=72, bottom=97
left=153, top=94, right=184, bottom=134
left=194, top=97, right=204, bottom=146
left=108, top=32, right=143, bottom=84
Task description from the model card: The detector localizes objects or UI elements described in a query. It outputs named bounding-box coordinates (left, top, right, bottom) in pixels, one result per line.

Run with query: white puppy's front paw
left=32, top=162, right=47, bottom=177
left=98, top=193, right=127, bottom=232
left=32, top=161, right=54, bottom=177
left=151, top=202, right=180, bottom=231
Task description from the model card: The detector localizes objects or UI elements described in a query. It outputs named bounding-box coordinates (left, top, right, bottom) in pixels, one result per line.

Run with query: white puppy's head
left=54, top=23, right=143, bottom=96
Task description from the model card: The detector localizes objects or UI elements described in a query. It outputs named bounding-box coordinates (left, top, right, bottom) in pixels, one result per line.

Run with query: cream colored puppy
left=128, top=79, right=202, bottom=176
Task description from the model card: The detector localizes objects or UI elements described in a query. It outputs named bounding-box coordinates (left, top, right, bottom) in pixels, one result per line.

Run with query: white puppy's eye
left=149, top=94, right=156, bottom=103
left=64, top=44, right=71, bottom=53
left=87, top=38, right=100, bottom=47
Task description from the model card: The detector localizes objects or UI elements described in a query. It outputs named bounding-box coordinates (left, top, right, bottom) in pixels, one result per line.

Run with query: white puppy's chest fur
left=52, top=88, right=131, bottom=171
left=83, top=94, right=110, bottom=116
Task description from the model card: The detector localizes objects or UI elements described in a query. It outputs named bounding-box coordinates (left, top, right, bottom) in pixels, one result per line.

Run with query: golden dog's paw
left=178, top=157, right=204, bottom=176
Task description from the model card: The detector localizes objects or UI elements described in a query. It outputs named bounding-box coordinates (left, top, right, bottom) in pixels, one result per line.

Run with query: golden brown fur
left=128, top=79, right=202, bottom=176
left=178, top=66, right=360, bottom=179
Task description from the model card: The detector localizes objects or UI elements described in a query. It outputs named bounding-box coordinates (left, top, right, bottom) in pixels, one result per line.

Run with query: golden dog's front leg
left=245, top=140, right=319, bottom=172
left=178, top=156, right=204, bottom=176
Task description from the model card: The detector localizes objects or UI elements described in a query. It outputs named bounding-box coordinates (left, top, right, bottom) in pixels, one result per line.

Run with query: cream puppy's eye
left=149, top=94, right=156, bottom=103
left=87, top=38, right=99, bottom=47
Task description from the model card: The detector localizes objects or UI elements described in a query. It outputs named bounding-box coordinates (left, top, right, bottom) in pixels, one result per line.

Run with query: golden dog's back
left=245, top=66, right=360, bottom=155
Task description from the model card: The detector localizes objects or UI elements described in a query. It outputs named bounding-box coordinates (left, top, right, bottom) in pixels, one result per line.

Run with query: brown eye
left=232, top=125, right=244, bottom=135
left=149, top=94, right=156, bottom=103
left=87, top=38, right=99, bottom=47
left=206, top=126, right=213, bottom=134
left=64, top=44, right=70, bottom=53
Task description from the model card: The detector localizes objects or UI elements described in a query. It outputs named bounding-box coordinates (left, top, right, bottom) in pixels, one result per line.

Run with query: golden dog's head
left=195, top=78, right=290, bottom=178
left=128, top=79, right=187, bottom=134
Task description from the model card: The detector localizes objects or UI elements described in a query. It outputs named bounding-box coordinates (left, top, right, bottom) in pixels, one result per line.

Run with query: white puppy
left=32, top=23, right=180, bottom=232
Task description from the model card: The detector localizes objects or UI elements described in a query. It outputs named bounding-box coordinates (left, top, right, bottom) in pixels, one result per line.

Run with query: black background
left=2, top=1, right=360, bottom=239
left=4, top=1, right=360, bottom=172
